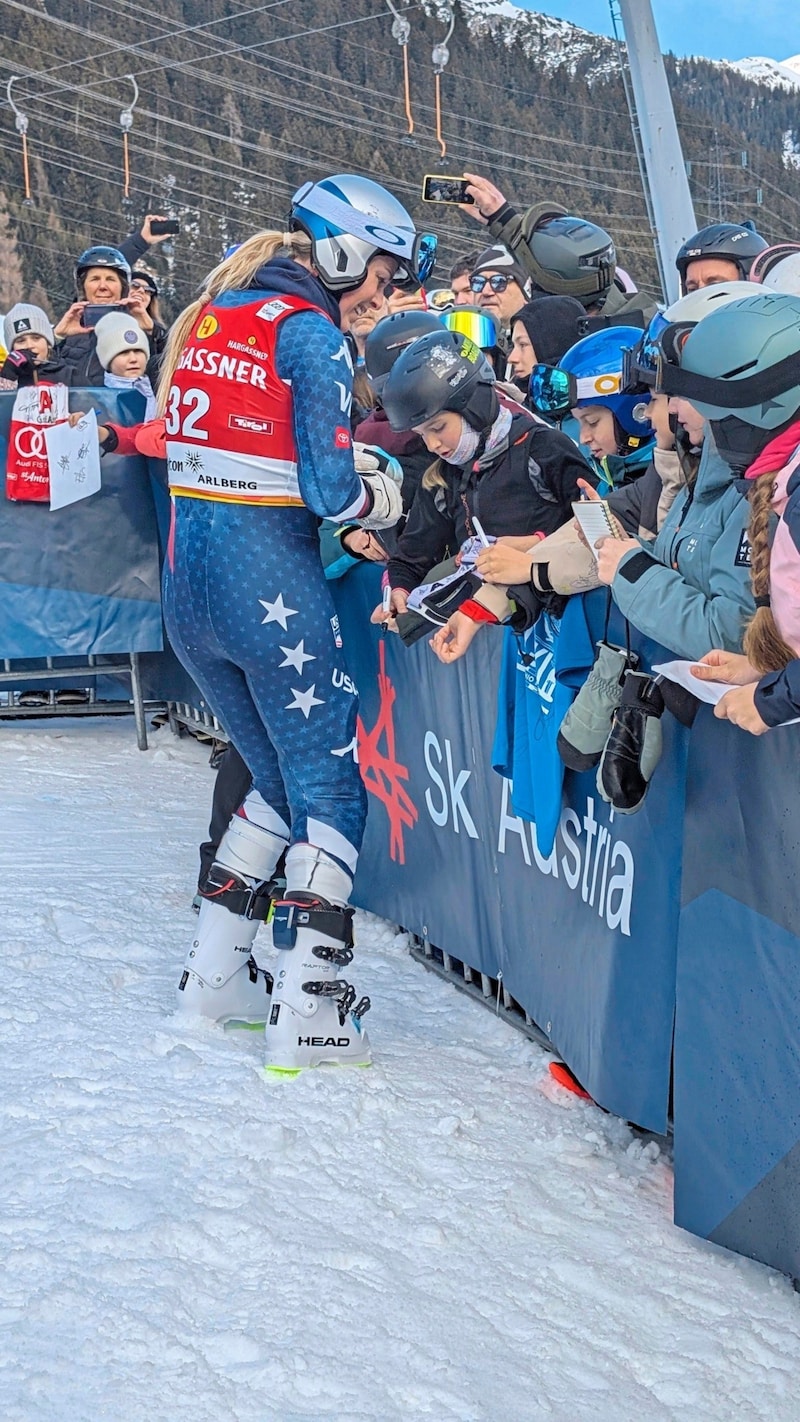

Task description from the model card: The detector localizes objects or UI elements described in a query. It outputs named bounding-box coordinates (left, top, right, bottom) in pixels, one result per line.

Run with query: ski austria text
left=423, top=732, right=634, bottom=937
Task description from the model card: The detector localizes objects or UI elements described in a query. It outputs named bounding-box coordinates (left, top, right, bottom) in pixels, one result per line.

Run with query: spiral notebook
left=571, top=499, right=624, bottom=560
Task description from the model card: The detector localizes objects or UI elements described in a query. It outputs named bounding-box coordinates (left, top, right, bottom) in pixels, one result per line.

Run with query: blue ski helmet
left=555, top=326, right=653, bottom=448
left=289, top=174, right=437, bottom=293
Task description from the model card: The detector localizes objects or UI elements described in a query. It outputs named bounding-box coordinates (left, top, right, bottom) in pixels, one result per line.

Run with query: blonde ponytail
left=743, top=470, right=797, bottom=673
left=157, top=229, right=314, bottom=413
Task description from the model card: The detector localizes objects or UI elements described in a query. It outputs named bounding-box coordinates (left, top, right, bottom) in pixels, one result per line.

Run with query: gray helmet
left=661, top=292, right=800, bottom=470
left=364, top=309, right=445, bottom=395
left=661, top=292, right=800, bottom=428
left=382, top=329, right=496, bottom=432
left=523, top=202, right=616, bottom=304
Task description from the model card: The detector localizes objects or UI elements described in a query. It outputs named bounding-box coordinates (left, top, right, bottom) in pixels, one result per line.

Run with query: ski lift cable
left=0, top=0, right=298, bottom=96
left=2, top=0, right=649, bottom=172
left=0, top=0, right=422, bottom=101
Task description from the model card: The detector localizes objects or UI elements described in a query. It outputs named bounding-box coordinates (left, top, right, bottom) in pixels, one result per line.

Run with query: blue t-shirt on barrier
left=492, top=596, right=594, bottom=858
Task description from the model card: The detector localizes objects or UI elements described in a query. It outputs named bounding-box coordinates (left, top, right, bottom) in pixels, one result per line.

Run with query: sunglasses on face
left=470, top=273, right=515, bottom=294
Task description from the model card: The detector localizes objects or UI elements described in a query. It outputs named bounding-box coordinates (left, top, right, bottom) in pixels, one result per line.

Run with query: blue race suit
left=162, top=259, right=368, bottom=879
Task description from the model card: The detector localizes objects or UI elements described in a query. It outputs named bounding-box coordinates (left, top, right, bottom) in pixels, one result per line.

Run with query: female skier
left=159, top=174, right=436, bottom=1072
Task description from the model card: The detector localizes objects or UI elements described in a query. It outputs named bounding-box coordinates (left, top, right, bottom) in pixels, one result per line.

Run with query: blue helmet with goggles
left=530, top=325, right=653, bottom=451
left=289, top=173, right=437, bottom=294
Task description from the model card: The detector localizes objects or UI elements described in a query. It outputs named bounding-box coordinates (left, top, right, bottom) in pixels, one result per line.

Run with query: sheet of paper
left=46, top=411, right=102, bottom=511
left=571, top=500, right=618, bottom=559
left=652, top=659, right=737, bottom=706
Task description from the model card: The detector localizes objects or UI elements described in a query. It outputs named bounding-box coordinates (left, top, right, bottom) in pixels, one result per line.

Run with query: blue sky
left=514, top=0, right=800, bottom=63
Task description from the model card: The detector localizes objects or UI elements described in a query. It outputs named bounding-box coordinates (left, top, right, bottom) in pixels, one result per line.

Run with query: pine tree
left=0, top=189, right=24, bottom=310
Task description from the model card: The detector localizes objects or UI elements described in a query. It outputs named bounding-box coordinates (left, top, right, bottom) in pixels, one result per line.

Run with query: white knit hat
left=95, top=311, right=150, bottom=370
left=3, top=303, right=55, bottom=350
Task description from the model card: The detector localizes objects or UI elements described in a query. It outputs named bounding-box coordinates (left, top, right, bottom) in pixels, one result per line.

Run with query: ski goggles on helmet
left=621, top=313, right=669, bottom=393
left=443, top=309, right=500, bottom=349
left=470, top=272, right=517, bottom=295
left=529, top=363, right=622, bottom=417
left=408, top=232, right=438, bottom=288
left=378, top=231, right=438, bottom=289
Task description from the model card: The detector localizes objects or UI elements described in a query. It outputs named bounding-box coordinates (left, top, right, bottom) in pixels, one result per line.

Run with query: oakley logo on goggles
left=528, top=363, right=621, bottom=416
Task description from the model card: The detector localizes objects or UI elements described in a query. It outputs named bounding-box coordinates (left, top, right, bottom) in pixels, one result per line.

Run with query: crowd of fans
left=4, top=178, right=800, bottom=784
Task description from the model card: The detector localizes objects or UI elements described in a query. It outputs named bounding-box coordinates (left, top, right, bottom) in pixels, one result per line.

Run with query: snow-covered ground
left=2, top=718, right=800, bottom=1422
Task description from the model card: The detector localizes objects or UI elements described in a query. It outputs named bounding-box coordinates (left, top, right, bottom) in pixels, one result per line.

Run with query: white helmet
left=290, top=173, right=437, bottom=293
left=664, top=280, right=764, bottom=323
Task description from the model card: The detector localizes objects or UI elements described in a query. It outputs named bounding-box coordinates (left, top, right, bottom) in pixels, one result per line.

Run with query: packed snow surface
left=2, top=719, right=800, bottom=1422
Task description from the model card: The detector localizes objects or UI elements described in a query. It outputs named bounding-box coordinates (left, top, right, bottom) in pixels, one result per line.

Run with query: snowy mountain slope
left=2, top=717, right=800, bottom=1421
left=726, top=55, right=800, bottom=91
left=449, top=0, right=800, bottom=95
left=426, top=0, right=620, bottom=80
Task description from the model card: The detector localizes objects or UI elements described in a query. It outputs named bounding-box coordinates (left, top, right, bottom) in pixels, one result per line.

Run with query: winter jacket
left=587, top=438, right=654, bottom=496
left=610, top=435, right=755, bottom=659
left=57, top=332, right=163, bottom=390
left=388, top=407, right=593, bottom=594
left=607, top=447, right=689, bottom=539
left=755, top=661, right=800, bottom=727
left=741, top=425, right=800, bottom=660
left=485, top=200, right=659, bottom=324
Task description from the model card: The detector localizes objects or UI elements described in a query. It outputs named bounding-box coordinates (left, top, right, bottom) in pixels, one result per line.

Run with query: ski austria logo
left=196, top=314, right=219, bottom=339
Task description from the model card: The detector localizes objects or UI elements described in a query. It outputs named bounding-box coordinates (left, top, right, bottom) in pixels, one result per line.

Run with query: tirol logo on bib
left=6, top=383, right=71, bottom=503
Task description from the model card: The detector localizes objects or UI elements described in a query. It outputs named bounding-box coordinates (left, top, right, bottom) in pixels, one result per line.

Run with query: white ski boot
left=264, top=847, right=371, bottom=1073
left=177, top=797, right=289, bottom=1025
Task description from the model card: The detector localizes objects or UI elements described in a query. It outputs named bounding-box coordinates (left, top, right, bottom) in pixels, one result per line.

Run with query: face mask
left=449, top=417, right=481, bottom=466
left=710, top=415, right=773, bottom=475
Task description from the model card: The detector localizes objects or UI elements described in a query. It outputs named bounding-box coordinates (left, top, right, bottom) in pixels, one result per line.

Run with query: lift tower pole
left=616, top=0, right=697, bottom=303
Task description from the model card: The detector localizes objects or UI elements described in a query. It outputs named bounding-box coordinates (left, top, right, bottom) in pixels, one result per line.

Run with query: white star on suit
left=279, top=639, right=315, bottom=674
left=259, top=593, right=298, bottom=631
left=286, top=684, right=324, bottom=719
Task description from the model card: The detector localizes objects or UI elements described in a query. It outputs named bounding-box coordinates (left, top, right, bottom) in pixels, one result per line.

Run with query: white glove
left=357, top=468, right=404, bottom=530
left=352, top=442, right=404, bottom=530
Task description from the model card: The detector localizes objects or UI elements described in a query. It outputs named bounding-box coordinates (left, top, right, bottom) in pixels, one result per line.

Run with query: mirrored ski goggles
left=621, top=315, right=669, bottom=392
left=443, top=309, right=499, bottom=349
left=622, top=341, right=658, bottom=393
left=470, top=272, right=516, bottom=294
left=395, top=231, right=438, bottom=288
left=528, top=363, right=623, bottom=416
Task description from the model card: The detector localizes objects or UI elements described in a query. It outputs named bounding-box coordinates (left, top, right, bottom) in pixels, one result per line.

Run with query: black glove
left=596, top=671, right=665, bottom=815
left=0, top=348, right=37, bottom=385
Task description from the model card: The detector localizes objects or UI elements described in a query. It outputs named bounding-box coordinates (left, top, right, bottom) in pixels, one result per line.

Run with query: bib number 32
left=165, top=386, right=211, bottom=441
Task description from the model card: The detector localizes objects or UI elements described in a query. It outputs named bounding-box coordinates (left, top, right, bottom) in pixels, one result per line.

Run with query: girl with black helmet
left=159, top=173, right=435, bottom=1074
left=378, top=327, right=593, bottom=647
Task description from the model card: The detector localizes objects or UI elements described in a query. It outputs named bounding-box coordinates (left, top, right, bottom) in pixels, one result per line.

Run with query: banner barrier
left=3, top=407, right=799, bottom=1278
left=334, top=565, right=800, bottom=1281
left=0, top=388, right=162, bottom=660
